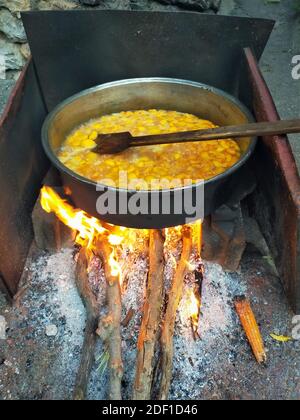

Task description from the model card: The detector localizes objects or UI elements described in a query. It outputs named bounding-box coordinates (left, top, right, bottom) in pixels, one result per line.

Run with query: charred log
left=73, top=247, right=100, bottom=400
left=96, top=237, right=123, bottom=400
left=159, top=226, right=193, bottom=400
left=133, top=229, right=165, bottom=400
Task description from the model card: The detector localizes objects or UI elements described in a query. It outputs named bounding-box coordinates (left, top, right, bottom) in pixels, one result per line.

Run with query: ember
left=187, top=288, right=201, bottom=340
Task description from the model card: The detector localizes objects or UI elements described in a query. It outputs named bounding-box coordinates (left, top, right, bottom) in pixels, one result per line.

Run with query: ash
left=0, top=248, right=86, bottom=400
left=0, top=240, right=297, bottom=400
left=74, top=228, right=248, bottom=401
left=0, top=242, right=246, bottom=400
left=89, top=226, right=248, bottom=400
left=171, top=262, right=246, bottom=399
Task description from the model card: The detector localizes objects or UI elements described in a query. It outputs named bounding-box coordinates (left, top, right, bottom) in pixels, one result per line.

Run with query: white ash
left=0, top=248, right=88, bottom=400
left=41, top=249, right=85, bottom=343
left=169, top=261, right=247, bottom=399
left=89, top=235, right=149, bottom=400
left=200, top=263, right=234, bottom=336
left=1, top=235, right=247, bottom=400
left=119, top=246, right=149, bottom=400
left=26, top=249, right=86, bottom=396
left=163, top=251, right=177, bottom=294
left=118, top=253, right=246, bottom=400
left=87, top=340, right=109, bottom=400
left=87, top=229, right=248, bottom=400
left=121, top=253, right=148, bottom=314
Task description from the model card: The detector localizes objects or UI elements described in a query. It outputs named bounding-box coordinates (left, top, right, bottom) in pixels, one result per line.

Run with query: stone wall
left=0, top=0, right=220, bottom=80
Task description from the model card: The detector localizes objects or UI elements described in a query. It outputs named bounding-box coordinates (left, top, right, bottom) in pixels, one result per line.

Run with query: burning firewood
left=74, top=247, right=100, bottom=400
left=189, top=286, right=202, bottom=341
left=133, top=230, right=165, bottom=400
left=159, top=226, right=193, bottom=400
left=192, top=223, right=204, bottom=340
left=96, top=237, right=123, bottom=400
left=234, top=296, right=267, bottom=364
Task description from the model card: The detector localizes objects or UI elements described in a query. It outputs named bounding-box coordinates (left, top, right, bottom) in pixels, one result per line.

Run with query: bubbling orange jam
left=58, top=110, right=241, bottom=190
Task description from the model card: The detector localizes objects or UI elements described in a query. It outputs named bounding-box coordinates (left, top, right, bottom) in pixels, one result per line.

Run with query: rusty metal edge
left=244, top=47, right=300, bottom=211
left=0, top=63, right=31, bottom=302
left=245, top=47, right=300, bottom=312
left=0, top=58, right=49, bottom=300
left=0, top=62, right=31, bottom=300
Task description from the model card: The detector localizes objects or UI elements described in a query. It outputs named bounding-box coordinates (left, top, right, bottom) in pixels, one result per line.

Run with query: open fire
left=40, top=186, right=202, bottom=400
left=38, top=185, right=268, bottom=401
left=0, top=7, right=297, bottom=401
left=40, top=186, right=201, bottom=318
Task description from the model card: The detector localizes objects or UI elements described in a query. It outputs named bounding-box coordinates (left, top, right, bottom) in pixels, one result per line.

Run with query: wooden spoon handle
left=93, top=118, right=300, bottom=154
left=129, top=118, right=300, bottom=147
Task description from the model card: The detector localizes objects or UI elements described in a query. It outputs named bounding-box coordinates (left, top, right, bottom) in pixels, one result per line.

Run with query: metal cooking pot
left=42, top=78, right=256, bottom=229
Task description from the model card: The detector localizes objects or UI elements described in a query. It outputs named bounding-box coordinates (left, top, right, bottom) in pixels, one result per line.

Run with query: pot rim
left=42, top=77, right=257, bottom=194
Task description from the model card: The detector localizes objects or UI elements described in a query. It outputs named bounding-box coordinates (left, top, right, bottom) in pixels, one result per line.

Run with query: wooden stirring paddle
left=93, top=118, right=300, bottom=155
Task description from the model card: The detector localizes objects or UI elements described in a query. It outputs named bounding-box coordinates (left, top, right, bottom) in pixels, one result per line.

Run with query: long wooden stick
left=133, top=230, right=165, bottom=400
left=234, top=296, right=267, bottom=364
left=96, top=238, right=123, bottom=400
left=94, top=118, right=300, bottom=154
left=73, top=248, right=99, bottom=400
left=159, top=226, right=193, bottom=400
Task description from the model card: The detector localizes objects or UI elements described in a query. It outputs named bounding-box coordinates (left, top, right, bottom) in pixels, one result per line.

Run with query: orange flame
left=186, top=288, right=201, bottom=337
left=40, top=186, right=108, bottom=249
left=40, top=186, right=124, bottom=280
left=188, top=289, right=200, bottom=319
left=184, top=259, right=196, bottom=272
left=108, top=234, right=124, bottom=246
left=40, top=187, right=203, bottom=297
left=196, top=219, right=202, bottom=255
left=109, top=250, right=121, bottom=278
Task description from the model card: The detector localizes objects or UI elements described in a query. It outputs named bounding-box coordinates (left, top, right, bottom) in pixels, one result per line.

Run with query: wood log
left=159, top=226, right=193, bottom=400
left=193, top=260, right=203, bottom=340
left=133, top=229, right=165, bottom=400
left=234, top=296, right=267, bottom=364
left=74, top=316, right=98, bottom=400
left=32, top=186, right=73, bottom=252
left=73, top=247, right=100, bottom=400
left=96, top=237, right=123, bottom=400
left=193, top=220, right=204, bottom=339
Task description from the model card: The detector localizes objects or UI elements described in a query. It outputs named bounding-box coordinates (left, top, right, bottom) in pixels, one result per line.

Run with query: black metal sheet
left=22, top=10, right=274, bottom=111
left=0, top=61, right=48, bottom=296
